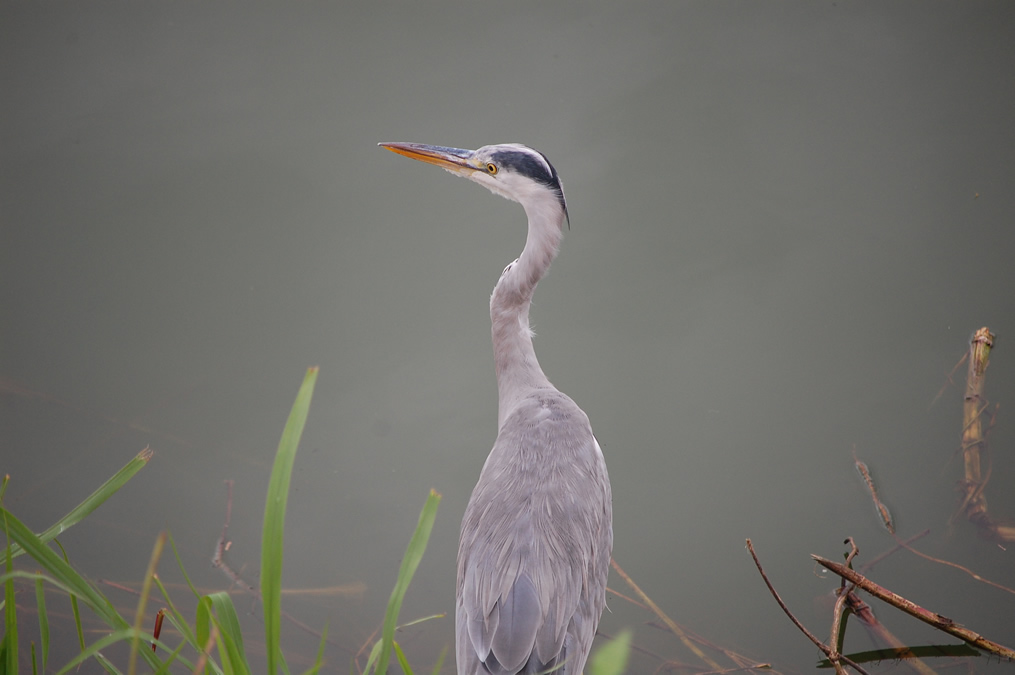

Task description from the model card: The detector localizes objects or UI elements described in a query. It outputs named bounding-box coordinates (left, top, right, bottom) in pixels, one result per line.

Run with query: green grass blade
left=362, top=639, right=383, bottom=675
left=3, top=513, right=17, bottom=675
left=262, top=367, right=318, bottom=675
left=128, top=532, right=166, bottom=675
left=392, top=640, right=413, bottom=675
left=155, top=610, right=201, bottom=670
left=586, top=630, right=632, bottom=675
left=10, top=448, right=153, bottom=560
left=55, top=540, right=87, bottom=654
left=194, top=598, right=226, bottom=675
left=167, top=532, right=203, bottom=601
left=299, top=621, right=328, bottom=675
left=195, top=597, right=211, bottom=673
left=153, top=634, right=190, bottom=674
left=372, top=489, right=441, bottom=675
left=94, top=651, right=122, bottom=674
left=52, top=628, right=150, bottom=675
left=398, top=613, right=445, bottom=629
left=52, top=629, right=127, bottom=674
left=153, top=573, right=198, bottom=648
left=35, top=577, right=49, bottom=672
left=429, top=646, right=447, bottom=675
left=0, top=570, right=86, bottom=604
left=70, top=592, right=85, bottom=652
left=4, top=510, right=121, bottom=627
left=204, top=593, right=251, bottom=675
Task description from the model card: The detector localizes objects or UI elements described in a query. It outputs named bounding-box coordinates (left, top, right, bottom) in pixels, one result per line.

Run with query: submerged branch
left=812, top=555, right=1015, bottom=661
left=746, top=540, right=869, bottom=675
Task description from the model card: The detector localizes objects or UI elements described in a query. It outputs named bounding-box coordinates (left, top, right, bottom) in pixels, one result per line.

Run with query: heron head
left=379, top=142, right=569, bottom=225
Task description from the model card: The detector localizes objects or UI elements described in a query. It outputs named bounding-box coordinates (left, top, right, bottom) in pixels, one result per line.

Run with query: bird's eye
left=486, top=163, right=498, bottom=175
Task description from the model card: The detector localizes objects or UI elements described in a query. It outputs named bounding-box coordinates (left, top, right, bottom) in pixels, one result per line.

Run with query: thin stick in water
left=812, top=554, right=1015, bottom=660
left=851, top=448, right=894, bottom=534
left=610, top=558, right=723, bottom=671
left=746, top=540, right=869, bottom=675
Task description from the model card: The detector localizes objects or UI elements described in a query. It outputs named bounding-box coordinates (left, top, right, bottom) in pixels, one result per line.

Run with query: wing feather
left=456, top=392, right=612, bottom=674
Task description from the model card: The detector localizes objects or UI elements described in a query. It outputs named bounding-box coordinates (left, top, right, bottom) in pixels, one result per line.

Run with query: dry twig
left=746, top=540, right=869, bottom=675
left=851, top=449, right=894, bottom=534
left=856, top=529, right=929, bottom=574
left=610, top=558, right=724, bottom=671
left=812, top=555, right=1015, bottom=661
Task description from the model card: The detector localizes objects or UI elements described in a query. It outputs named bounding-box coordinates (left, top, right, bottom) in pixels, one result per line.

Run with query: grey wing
left=456, top=398, right=612, bottom=674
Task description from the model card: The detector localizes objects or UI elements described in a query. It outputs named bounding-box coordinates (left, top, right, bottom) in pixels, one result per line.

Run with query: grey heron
left=379, top=142, right=613, bottom=675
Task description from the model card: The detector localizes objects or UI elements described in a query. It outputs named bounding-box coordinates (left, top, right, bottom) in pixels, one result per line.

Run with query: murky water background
left=3, top=3, right=1015, bottom=672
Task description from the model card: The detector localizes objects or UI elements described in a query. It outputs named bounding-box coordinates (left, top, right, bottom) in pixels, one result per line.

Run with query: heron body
left=380, top=142, right=613, bottom=675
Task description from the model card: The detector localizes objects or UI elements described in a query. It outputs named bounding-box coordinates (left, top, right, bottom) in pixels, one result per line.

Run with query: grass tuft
left=0, top=368, right=572, bottom=674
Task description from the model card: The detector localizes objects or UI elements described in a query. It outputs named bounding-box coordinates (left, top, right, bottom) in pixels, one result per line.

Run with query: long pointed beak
left=378, top=142, right=480, bottom=175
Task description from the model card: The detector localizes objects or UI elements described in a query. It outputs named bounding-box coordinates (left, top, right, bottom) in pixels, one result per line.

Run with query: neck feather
left=489, top=199, right=566, bottom=428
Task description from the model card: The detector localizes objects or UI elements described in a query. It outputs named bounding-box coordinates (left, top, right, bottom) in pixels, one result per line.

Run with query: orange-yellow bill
left=378, top=142, right=480, bottom=175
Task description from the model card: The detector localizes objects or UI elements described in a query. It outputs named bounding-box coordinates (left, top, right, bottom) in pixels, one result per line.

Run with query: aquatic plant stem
left=960, top=327, right=993, bottom=524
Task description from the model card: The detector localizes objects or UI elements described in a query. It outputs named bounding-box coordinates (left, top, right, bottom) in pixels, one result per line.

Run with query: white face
left=464, top=147, right=529, bottom=203
left=465, top=145, right=568, bottom=216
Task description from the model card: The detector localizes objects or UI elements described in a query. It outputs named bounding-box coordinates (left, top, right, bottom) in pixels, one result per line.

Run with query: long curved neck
left=490, top=199, right=566, bottom=429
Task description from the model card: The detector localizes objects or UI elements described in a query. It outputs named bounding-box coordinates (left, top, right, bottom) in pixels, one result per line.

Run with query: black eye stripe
left=489, top=150, right=554, bottom=186
left=488, top=148, right=568, bottom=218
